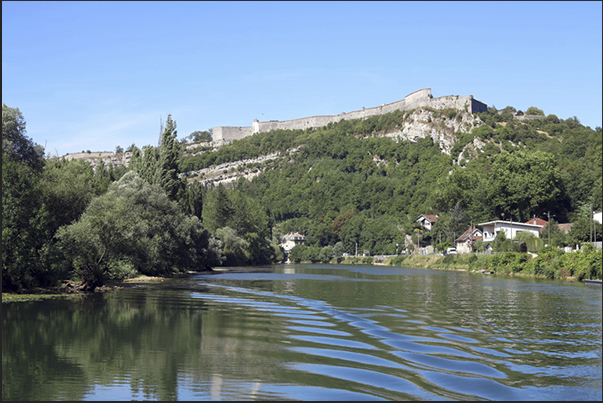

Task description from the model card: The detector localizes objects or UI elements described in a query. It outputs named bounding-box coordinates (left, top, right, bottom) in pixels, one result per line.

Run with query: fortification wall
left=470, top=98, right=488, bottom=113
left=213, top=126, right=253, bottom=142
left=212, top=88, right=487, bottom=143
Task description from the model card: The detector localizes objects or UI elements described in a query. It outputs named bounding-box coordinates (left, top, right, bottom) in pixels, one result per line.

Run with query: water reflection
left=3, top=264, right=601, bottom=401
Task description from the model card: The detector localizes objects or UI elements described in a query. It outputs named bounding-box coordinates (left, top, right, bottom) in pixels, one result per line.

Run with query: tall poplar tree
left=130, top=114, right=185, bottom=201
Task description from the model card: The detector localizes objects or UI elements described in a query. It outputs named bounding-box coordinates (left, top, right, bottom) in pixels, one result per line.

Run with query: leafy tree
left=201, top=184, right=234, bottom=232
left=56, top=172, right=216, bottom=291
left=40, top=158, right=98, bottom=230
left=289, top=244, right=306, bottom=264
left=2, top=104, right=45, bottom=171
left=201, top=184, right=274, bottom=265
left=186, top=130, right=212, bottom=143
left=2, top=158, right=51, bottom=290
left=181, top=179, right=204, bottom=219
left=2, top=105, right=56, bottom=290
left=129, top=114, right=185, bottom=201
left=215, top=226, right=250, bottom=266
left=484, top=150, right=569, bottom=221
left=544, top=219, right=571, bottom=248
left=525, top=106, right=545, bottom=116
left=319, top=246, right=334, bottom=263
left=569, top=205, right=603, bottom=246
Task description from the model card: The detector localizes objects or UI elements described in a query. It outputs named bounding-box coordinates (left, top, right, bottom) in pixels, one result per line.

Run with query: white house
left=595, top=211, right=602, bottom=225
left=455, top=226, right=483, bottom=253
left=280, top=232, right=306, bottom=253
left=416, top=214, right=438, bottom=231
left=479, top=220, right=543, bottom=242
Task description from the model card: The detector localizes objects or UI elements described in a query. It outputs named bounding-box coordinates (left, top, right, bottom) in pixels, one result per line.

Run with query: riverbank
left=2, top=270, right=208, bottom=303
left=339, top=247, right=602, bottom=282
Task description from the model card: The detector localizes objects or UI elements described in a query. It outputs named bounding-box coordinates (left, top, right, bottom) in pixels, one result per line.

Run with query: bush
left=442, top=254, right=455, bottom=264
left=389, top=255, right=407, bottom=266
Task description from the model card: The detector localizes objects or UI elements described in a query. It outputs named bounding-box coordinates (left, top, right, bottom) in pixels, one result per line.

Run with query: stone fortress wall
left=212, top=88, right=487, bottom=143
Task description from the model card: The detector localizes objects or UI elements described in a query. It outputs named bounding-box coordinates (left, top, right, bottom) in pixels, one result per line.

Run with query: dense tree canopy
left=56, top=172, right=220, bottom=291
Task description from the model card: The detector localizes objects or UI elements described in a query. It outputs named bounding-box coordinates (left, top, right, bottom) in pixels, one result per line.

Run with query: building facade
left=479, top=220, right=543, bottom=242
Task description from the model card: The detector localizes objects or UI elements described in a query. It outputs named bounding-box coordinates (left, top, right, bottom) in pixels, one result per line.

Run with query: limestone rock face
left=61, top=151, right=133, bottom=170
left=381, top=109, right=482, bottom=155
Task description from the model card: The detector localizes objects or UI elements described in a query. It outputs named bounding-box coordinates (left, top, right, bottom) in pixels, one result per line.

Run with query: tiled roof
left=418, top=214, right=438, bottom=223
left=456, top=226, right=482, bottom=242
left=524, top=218, right=548, bottom=227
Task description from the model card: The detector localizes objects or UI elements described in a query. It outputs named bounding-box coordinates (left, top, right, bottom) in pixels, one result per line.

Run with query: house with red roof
left=416, top=214, right=438, bottom=231
left=455, top=226, right=483, bottom=254
left=524, top=217, right=548, bottom=233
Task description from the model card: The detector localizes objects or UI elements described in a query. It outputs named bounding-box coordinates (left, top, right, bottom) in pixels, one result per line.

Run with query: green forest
left=3, top=102, right=602, bottom=292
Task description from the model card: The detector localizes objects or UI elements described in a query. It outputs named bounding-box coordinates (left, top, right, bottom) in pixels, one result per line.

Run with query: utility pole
left=589, top=204, right=593, bottom=244
left=509, top=214, right=513, bottom=240
left=547, top=211, right=551, bottom=247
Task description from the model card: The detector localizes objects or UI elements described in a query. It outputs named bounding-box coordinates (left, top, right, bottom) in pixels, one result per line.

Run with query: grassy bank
left=375, top=247, right=601, bottom=281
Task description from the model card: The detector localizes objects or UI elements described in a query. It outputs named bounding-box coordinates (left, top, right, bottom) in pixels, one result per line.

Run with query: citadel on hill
left=212, top=88, right=488, bottom=145
left=62, top=88, right=488, bottom=168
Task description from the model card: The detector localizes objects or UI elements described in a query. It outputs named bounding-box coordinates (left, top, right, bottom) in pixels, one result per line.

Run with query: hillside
left=57, top=99, right=602, bottom=258
left=174, top=104, right=601, bottom=255
left=4, top=100, right=602, bottom=292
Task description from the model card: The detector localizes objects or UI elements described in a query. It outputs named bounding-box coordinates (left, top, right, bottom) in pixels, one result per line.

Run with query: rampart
left=212, top=88, right=487, bottom=143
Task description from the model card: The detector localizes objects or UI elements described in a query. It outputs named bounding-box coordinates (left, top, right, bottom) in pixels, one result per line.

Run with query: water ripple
left=187, top=268, right=601, bottom=400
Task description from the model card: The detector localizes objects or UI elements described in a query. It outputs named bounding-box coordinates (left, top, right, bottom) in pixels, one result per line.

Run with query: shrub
left=442, top=254, right=455, bottom=264
left=389, top=256, right=407, bottom=266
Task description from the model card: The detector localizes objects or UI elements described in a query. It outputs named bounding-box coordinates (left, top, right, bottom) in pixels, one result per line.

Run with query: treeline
left=3, top=108, right=254, bottom=292
left=3, top=101, right=602, bottom=292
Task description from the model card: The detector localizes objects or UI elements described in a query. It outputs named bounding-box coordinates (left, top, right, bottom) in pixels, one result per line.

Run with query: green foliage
left=389, top=255, right=407, bottom=266
left=2, top=103, right=45, bottom=171
left=2, top=106, right=134, bottom=291
left=484, top=150, right=569, bottom=221
left=288, top=244, right=324, bottom=263
left=2, top=158, right=51, bottom=290
left=289, top=244, right=306, bottom=264
left=41, top=158, right=98, bottom=229
left=526, top=106, right=545, bottom=116
left=185, top=130, right=212, bottom=143
left=183, top=105, right=600, bottom=258
left=130, top=114, right=185, bottom=202
left=56, top=172, right=218, bottom=291
left=569, top=208, right=603, bottom=245
left=202, top=184, right=274, bottom=265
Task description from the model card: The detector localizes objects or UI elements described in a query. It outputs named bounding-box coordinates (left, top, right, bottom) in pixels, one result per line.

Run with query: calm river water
left=3, top=264, right=602, bottom=400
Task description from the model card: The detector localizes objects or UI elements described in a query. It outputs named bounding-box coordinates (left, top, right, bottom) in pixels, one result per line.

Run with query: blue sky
left=3, top=1, right=602, bottom=156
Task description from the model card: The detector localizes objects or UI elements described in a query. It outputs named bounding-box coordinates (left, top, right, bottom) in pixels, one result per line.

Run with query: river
left=2, top=264, right=601, bottom=400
